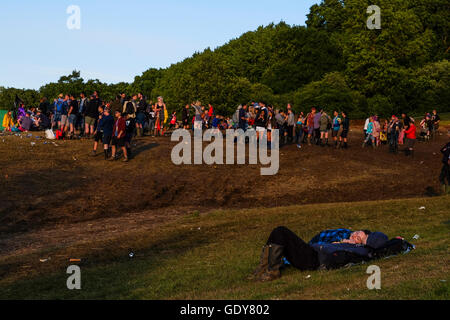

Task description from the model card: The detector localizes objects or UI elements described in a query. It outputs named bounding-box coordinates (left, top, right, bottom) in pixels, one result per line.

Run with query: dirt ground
left=0, top=126, right=447, bottom=260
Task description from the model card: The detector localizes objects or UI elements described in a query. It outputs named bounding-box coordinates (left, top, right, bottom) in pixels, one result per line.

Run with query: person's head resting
left=349, top=230, right=371, bottom=245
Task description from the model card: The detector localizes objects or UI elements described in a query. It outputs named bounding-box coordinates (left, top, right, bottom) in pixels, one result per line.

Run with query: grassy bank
left=0, top=196, right=449, bottom=300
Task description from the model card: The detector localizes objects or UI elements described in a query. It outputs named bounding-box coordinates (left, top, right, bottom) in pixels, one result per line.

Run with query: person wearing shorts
left=331, top=111, right=341, bottom=148
left=109, top=111, right=128, bottom=162
left=340, top=111, right=349, bottom=149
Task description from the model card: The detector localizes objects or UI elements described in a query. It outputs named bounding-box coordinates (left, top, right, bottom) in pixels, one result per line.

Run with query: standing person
left=313, top=108, right=321, bottom=145
left=295, top=113, right=305, bottom=149
left=404, top=121, right=417, bottom=157
left=192, top=101, right=203, bottom=131
left=238, top=104, right=248, bottom=132
left=339, top=111, right=350, bottom=149
left=306, top=108, right=316, bottom=146
left=109, top=111, right=128, bottom=162
left=439, top=126, right=450, bottom=195
left=53, top=94, right=65, bottom=130
left=388, top=116, right=400, bottom=153
left=85, top=94, right=100, bottom=138
left=125, top=113, right=136, bottom=159
left=332, top=111, right=342, bottom=148
left=286, top=108, right=295, bottom=144
left=155, top=96, right=166, bottom=135
left=319, top=110, right=331, bottom=147
left=266, top=110, right=276, bottom=148
left=135, top=93, right=147, bottom=137
left=90, top=105, right=105, bottom=157
left=78, top=93, right=88, bottom=136
left=363, top=117, right=376, bottom=148
left=372, top=116, right=381, bottom=147
left=147, top=104, right=156, bottom=136
left=255, top=106, right=267, bottom=140
left=182, top=104, right=190, bottom=129
left=38, top=97, right=50, bottom=117
left=67, top=95, right=79, bottom=139
left=61, top=95, right=71, bottom=133
left=93, top=107, right=114, bottom=159
left=431, top=110, right=441, bottom=137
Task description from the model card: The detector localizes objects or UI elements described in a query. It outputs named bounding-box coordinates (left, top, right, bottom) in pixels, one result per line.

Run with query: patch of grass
left=0, top=196, right=449, bottom=300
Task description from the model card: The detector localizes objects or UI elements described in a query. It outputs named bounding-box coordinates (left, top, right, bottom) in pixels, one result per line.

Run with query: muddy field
left=0, top=126, right=447, bottom=259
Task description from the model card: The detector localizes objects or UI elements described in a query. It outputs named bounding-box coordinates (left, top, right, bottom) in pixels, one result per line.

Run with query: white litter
left=419, top=207, right=426, bottom=210
left=413, top=234, right=420, bottom=240
left=306, top=275, right=311, bottom=279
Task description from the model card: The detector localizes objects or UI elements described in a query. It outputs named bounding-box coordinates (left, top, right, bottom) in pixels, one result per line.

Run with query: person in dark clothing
left=85, top=95, right=100, bottom=137
left=239, top=104, right=248, bottom=131
left=67, top=95, right=79, bottom=138
left=250, top=226, right=387, bottom=282
left=38, top=97, right=50, bottom=117
left=35, top=109, right=51, bottom=130
left=339, top=112, right=350, bottom=149
left=439, top=126, right=450, bottom=195
left=125, top=114, right=136, bottom=158
left=182, top=104, right=190, bottom=129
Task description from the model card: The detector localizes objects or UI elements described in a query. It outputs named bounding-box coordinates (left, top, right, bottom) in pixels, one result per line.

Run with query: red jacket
left=114, top=117, right=126, bottom=138
left=405, top=124, right=416, bottom=139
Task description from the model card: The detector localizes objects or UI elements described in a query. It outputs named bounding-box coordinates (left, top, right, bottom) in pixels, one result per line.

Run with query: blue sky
left=0, top=0, right=319, bottom=89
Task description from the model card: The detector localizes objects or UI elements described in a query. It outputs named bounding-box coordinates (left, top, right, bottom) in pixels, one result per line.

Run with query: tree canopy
left=1, top=0, right=448, bottom=118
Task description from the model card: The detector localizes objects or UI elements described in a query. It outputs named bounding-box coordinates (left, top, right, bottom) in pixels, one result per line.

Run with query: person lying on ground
left=249, top=226, right=390, bottom=282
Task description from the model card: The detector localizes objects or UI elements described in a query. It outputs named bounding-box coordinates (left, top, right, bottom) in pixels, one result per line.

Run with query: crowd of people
left=361, top=111, right=441, bottom=156
left=0, top=93, right=445, bottom=160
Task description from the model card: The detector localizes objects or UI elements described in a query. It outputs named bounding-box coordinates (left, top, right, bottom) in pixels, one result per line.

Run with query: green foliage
left=1, top=1, right=448, bottom=117
left=293, top=72, right=366, bottom=118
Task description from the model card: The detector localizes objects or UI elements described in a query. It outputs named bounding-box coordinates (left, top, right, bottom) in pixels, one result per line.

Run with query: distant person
left=67, top=95, right=79, bottom=138
left=2, top=110, right=14, bottom=132
left=404, top=121, right=417, bottom=157
left=18, top=112, right=34, bottom=132
left=431, top=110, right=441, bottom=135
left=109, top=111, right=128, bottom=162
left=340, top=111, right=350, bottom=149
left=34, top=109, right=51, bottom=130
left=182, top=104, right=190, bottom=129
left=125, top=113, right=136, bottom=158
left=91, top=105, right=105, bottom=157
left=85, top=94, right=99, bottom=138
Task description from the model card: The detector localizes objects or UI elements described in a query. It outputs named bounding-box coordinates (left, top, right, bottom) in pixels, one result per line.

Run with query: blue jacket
left=98, top=115, right=114, bottom=136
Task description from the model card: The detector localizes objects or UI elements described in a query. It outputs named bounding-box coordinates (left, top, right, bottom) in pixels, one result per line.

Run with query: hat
left=366, top=232, right=389, bottom=249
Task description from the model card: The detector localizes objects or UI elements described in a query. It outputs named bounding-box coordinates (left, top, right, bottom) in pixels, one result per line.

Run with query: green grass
left=0, top=196, right=449, bottom=300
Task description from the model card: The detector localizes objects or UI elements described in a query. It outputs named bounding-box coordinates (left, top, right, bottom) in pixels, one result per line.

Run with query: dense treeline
left=1, top=0, right=449, bottom=118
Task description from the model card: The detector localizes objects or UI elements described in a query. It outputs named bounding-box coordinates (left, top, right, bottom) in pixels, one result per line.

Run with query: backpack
left=125, top=102, right=135, bottom=115
left=55, top=129, right=64, bottom=140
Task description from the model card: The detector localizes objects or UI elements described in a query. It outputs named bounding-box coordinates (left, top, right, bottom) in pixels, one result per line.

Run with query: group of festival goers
left=1, top=95, right=448, bottom=178
left=362, top=110, right=441, bottom=156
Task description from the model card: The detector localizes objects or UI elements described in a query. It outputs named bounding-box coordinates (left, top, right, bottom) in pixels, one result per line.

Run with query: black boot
left=248, top=245, right=270, bottom=281
left=104, top=149, right=108, bottom=160
left=257, top=244, right=284, bottom=282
